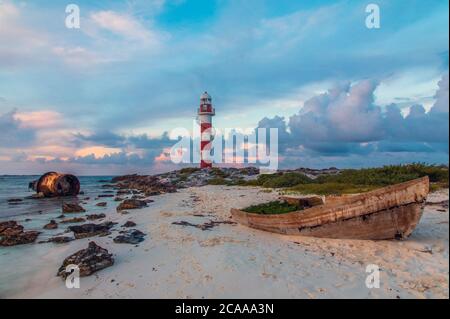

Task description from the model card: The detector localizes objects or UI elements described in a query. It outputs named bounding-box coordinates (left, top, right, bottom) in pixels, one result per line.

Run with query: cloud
left=51, top=46, right=115, bottom=67
left=0, top=1, right=49, bottom=67
left=0, top=109, right=37, bottom=147
left=89, top=10, right=165, bottom=47
left=13, top=110, right=63, bottom=129
left=74, top=131, right=127, bottom=148
left=260, top=73, right=449, bottom=160
left=73, top=131, right=173, bottom=150
left=288, top=80, right=384, bottom=145
left=430, top=73, right=449, bottom=114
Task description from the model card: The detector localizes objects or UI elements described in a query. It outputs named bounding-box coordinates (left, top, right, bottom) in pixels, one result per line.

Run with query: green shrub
left=179, top=167, right=200, bottom=175
left=315, top=163, right=448, bottom=186
left=288, top=183, right=378, bottom=195
left=242, top=201, right=302, bottom=214
left=207, top=177, right=227, bottom=185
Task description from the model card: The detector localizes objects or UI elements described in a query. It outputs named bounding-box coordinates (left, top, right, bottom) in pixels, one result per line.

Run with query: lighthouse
left=198, top=91, right=215, bottom=168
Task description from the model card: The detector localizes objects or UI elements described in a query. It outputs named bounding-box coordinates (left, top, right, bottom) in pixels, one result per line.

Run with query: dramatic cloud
left=259, top=73, right=449, bottom=162
left=0, top=109, right=37, bottom=148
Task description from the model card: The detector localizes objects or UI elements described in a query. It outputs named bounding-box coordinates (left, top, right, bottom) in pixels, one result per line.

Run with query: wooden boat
left=231, top=177, right=429, bottom=240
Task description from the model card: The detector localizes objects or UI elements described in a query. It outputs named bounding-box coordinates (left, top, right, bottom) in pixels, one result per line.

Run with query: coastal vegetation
left=209, top=163, right=449, bottom=195
left=242, top=200, right=302, bottom=215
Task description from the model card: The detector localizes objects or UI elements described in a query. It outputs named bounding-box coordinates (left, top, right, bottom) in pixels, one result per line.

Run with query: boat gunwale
left=231, top=176, right=429, bottom=229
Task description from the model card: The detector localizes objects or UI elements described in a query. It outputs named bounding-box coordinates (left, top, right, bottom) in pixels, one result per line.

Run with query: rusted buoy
left=33, top=172, right=80, bottom=197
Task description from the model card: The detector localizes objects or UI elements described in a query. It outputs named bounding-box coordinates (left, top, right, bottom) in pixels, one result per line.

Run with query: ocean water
left=0, top=175, right=114, bottom=220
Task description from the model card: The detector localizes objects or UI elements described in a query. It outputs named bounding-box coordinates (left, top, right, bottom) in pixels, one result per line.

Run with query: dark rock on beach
left=62, top=203, right=86, bottom=213
left=112, top=174, right=177, bottom=196
left=43, top=220, right=58, bottom=230
left=0, top=221, right=40, bottom=246
left=68, top=221, right=117, bottom=239
left=8, top=198, right=23, bottom=205
left=7, top=198, right=23, bottom=203
left=86, top=213, right=106, bottom=220
left=116, top=199, right=147, bottom=211
left=113, top=229, right=146, bottom=244
left=122, top=221, right=136, bottom=228
left=60, top=217, right=86, bottom=224
left=57, top=241, right=114, bottom=279
left=39, top=236, right=74, bottom=244
left=0, top=220, right=23, bottom=236
left=96, top=202, right=107, bottom=207
left=172, top=219, right=236, bottom=231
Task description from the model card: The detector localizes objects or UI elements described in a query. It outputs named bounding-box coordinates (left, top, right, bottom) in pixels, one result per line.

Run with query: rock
left=114, top=197, right=124, bottom=202
left=0, top=221, right=23, bottom=236
left=96, top=202, right=107, bottom=207
left=112, top=174, right=177, bottom=196
left=122, top=221, right=136, bottom=227
left=116, top=199, right=147, bottom=211
left=172, top=219, right=236, bottom=231
left=68, top=221, right=117, bottom=239
left=43, top=220, right=58, bottom=230
left=98, top=194, right=114, bottom=198
left=62, top=203, right=86, bottom=213
left=7, top=198, right=23, bottom=203
left=117, top=210, right=130, bottom=215
left=86, top=213, right=106, bottom=220
left=31, top=192, right=45, bottom=199
left=0, top=231, right=40, bottom=246
left=60, top=217, right=86, bottom=224
left=57, top=241, right=114, bottom=279
left=116, top=190, right=131, bottom=195
left=0, top=221, right=40, bottom=246
left=39, top=236, right=74, bottom=244
left=113, top=229, right=146, bottom=244
left=79, top=191, right=85, bottom=195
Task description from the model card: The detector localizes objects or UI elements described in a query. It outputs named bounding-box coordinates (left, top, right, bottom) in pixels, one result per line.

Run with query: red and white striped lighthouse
left=198, top=91, right=215, bottom=168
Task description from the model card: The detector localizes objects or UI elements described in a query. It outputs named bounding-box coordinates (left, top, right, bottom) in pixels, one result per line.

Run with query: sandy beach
left=0, top=185, right=448, bottom=299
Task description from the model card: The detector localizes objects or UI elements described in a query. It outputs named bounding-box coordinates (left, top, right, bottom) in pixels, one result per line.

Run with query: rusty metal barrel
left=34, top=172, right=80, bottom=197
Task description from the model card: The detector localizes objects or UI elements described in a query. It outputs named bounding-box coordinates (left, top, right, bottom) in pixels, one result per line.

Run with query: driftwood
left=31, top=172, right=80, bottom=197
left=231, top=177, right=429, bottom=240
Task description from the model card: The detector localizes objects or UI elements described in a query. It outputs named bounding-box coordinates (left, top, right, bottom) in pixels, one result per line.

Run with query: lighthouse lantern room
left=198, top=92, right=215, bottom=168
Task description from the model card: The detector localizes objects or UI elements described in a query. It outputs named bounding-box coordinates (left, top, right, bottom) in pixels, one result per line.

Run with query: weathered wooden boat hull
left=231, top=177, right=429, bottom=240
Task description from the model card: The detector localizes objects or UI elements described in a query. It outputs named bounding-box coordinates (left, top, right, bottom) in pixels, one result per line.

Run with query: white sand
left=0, top=186, right=448, bottom=299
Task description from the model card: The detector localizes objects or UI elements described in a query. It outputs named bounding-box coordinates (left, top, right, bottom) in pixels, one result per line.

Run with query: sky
left=0, top=0, right=448, bottom=175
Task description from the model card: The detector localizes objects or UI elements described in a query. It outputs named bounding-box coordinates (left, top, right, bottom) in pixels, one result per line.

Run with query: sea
left=0, top=175, right=115, bottom=220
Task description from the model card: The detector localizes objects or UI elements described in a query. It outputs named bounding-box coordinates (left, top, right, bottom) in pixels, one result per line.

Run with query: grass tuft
left=242, top=201, right=302, bottom=214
